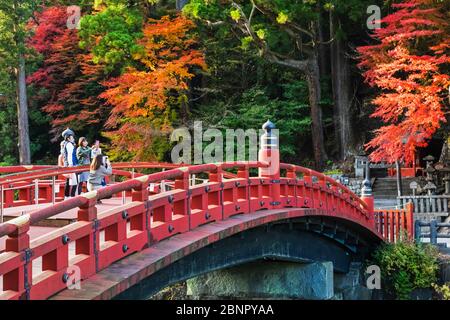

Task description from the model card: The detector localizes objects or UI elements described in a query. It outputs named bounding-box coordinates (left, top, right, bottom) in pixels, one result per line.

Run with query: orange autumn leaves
left=99, top=15, right=206, bottom=160
left=28, top=10, right=205, bottom=160
left=358, top=0, right=450, bottom=164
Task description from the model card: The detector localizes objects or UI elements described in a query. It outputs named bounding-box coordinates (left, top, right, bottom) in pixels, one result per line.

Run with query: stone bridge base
left=186, top=260, right=373, bottom=300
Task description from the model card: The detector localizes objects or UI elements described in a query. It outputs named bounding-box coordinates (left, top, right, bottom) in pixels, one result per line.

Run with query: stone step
left=372, top=177, right=416, bottom=198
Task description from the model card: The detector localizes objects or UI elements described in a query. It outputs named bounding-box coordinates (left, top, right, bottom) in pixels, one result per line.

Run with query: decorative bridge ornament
left=0, top=122, right=414, bottom=300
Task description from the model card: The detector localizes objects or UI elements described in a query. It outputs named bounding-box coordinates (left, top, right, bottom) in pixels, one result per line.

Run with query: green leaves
left=372, top=238, right=439, bottom=300
left=241, top=36, right=253, bottom=50
left=78, top=3, right=144, bottom=72
left=230, top=8, right=240, bottom=22
left=256, top=29, right=266, bottom=40
left=195, top=74, right=313, bottom=163
left=323, top=2, right=334, bottom=12
left=276, top=11, right=289, bottom=24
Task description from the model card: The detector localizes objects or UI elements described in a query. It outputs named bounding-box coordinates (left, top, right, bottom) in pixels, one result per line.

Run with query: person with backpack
left=60, top=128, right=78, bottom=199
left=76, top=137, right=92, bottom=195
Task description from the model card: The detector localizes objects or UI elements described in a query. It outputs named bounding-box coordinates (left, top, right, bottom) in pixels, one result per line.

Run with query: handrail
left=0, top=160, right=372, bottom=240
left=415, top=220, right=450, bottom=246
left=0, top=162, right=187, bottom=185
left=374, top=203, right=414, bottom=242
left=0, top=165, right=57, bottom=175
left=398, top=195, right=450, bottom=199
left=0, top=162, right=270, bottom=238
left=280, top=163, right=369, bottom=211
left=0, top=162, right=243, bottom=186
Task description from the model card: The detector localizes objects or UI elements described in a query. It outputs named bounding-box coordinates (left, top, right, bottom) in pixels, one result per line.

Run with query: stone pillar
left=186, top=261, right=334, bottom=300
left=334, top=262, right=372, bottom=300
left=258, top=120, right=281, bottom=208
left=360, top=163, right=374, bottom=225
left=444, top=174, right=450, bottom=195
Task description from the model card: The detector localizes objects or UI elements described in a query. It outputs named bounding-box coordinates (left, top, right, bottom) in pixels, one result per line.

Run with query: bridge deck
left=1, top=198, right=134, bottom=251
left=0, top=198, right=135, bottom=292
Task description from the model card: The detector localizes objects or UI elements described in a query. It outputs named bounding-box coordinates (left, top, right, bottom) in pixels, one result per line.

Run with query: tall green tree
left=0, top=65, right=18, bottom=164
left=184, top=0, right=331, bottom=168
left=327, top=0, right=384, bottom=159
left=78, top=0, right=146, bottom=73
left=0, top=0, right=44, bottom=164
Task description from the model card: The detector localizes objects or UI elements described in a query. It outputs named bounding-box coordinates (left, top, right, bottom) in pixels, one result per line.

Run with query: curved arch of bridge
left=0, top=159, right=411, bottom=300
left=50, top=211, right=381, bottom=300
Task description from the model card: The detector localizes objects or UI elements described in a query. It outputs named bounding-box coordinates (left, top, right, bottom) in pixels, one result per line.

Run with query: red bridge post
left=405, top=202, right=414, bottom=239
left=4, top=215, right=30, bottom=299
left=258, top=120, right=281, bottom=208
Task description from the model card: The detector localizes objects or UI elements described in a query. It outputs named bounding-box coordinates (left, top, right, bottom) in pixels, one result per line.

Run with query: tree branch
left=205, top=20, right=226, bottom=28
left=251, top=1, right=314, bottom=40
left=264, top=51, right=310, bottom=71
left=230, top=1, right=309, bottom=72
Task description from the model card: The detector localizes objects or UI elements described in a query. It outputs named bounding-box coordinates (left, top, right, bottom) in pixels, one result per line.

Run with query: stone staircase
left=372, top=177, right=416, bottom=199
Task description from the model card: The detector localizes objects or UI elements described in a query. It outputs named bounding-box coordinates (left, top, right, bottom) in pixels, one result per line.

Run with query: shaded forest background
left=0, top=0, right=448, bottom=170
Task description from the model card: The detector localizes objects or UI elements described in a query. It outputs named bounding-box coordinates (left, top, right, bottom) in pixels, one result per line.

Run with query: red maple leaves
left=358, top=0, right=449, bottom=164
left=27, top=6, right=106, bottom=140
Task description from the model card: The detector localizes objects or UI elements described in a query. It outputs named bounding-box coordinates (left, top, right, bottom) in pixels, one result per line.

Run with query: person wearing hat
left=60, top=128, right=79, bottom=199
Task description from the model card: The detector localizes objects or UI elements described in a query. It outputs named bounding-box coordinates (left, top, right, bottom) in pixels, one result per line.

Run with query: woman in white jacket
left=60, top=128, right=78, bottom=199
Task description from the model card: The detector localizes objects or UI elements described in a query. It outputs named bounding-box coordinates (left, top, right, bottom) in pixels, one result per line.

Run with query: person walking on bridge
left=60, top=128, right=78, bottom=199
left=76, top=137, right=91, bottom=195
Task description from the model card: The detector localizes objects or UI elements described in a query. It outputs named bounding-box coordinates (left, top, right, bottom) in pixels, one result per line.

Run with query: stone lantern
left=409, top=181, right=419, bottom=196
left=443, top=173, right=450, bottom=195
left=424, top=181, right=437, bottom=196
left=423, top=155, right=436, bottom=184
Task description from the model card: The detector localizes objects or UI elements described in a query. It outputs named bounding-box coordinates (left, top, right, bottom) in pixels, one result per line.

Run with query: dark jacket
left=76, top=146, right=92, bottom=165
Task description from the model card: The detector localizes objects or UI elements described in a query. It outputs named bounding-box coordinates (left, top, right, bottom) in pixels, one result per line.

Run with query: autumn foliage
left=358, top=0, right=449, bottom=164
left=27, top=6, right=205, bottom=160
left=27, top=6, right=106, bottom=140
left=99, top=15, right=206, bottom=160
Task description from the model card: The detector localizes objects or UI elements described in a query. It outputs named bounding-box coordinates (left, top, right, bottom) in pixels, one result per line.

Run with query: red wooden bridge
left=0, top=125, right=414, bottom=300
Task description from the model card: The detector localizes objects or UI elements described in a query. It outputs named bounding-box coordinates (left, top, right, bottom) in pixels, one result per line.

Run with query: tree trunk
left=15, top=53, right=31, bottom=164
left=12, top=0, right=31, bottom=164
left=330, top=13, right=353, bottom=160
left=306, top=57, right=327, bottom=169
left=317, top=10, right=329, bottom=78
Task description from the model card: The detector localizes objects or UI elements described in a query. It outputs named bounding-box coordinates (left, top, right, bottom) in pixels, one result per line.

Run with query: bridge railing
left=0, top=163, right=241, bottom=212
left=414, top=220, right=450, bottom=247
left=280, top=164, right=371, bottom=223
left=374, top=203, right=414, bottom=242
left=397, top=195, right=450, bottom=222
left=0, top=165, right=58, bottom=176
left=0, top=160, right=378, bottom=300
left=0, top=163, right=192, bottom=219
